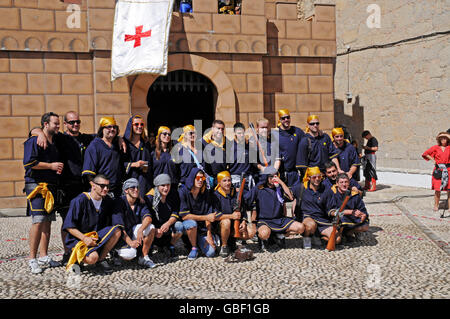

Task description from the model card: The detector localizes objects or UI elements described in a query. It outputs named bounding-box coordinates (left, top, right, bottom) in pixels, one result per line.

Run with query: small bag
left=433, top=168, right=442, bottom=179
left=224, top=247, right=255, bottom=263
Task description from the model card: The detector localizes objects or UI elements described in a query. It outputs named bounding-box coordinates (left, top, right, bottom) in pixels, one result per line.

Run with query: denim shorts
left=173, top=220, right=197, bottom=234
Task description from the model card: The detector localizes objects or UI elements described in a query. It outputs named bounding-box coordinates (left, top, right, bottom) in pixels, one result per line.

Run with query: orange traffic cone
left=368, top=178, right=376, bottom=192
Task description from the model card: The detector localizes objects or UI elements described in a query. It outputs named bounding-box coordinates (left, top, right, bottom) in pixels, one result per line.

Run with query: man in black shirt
left=362, top=130, right=378, bottom=192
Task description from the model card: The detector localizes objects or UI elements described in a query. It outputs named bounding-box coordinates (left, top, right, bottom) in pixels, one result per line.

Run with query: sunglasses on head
left=309, top=122, right=320, bottom=126
left=67, top=120, right=81, bottom=125
left=133, top=123, right=144, bottom=127
left=94, top=182, right=110, bottom=189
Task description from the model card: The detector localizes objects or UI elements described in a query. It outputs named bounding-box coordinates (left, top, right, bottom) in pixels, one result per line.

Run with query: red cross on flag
left=111, top=0, right=174, bottom=81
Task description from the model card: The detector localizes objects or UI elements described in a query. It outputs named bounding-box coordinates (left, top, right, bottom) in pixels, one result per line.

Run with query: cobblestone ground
left=0, top=185, right=448, bottom=299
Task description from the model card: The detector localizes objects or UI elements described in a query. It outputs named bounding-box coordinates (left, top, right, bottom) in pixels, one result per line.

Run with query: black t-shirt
left=365, top=137, right=378, bottom=155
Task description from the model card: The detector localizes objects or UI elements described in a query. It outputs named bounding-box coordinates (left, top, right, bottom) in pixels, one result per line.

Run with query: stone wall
left=332, top=0, right=449, bottom=173
left=0, top=0, right=337, bottom=208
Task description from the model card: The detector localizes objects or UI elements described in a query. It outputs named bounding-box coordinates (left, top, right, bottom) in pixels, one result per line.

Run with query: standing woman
left=152, top=126, right=177, bottom=186
left=422, top=132, right=450, bottom=211
left=123, top=115, right=153, bottom=198
left=173, top=125, right=205, bottom=186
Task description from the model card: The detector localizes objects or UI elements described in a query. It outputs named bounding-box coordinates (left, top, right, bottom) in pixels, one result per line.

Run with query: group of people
left=23, top=108, right=372, bottom=274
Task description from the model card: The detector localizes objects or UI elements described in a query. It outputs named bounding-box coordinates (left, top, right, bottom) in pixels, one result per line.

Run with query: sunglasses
left=67, top=120, right=81, bottom=125
left=104, top=125, right=118, bottom=130
left=94, top=182, right=110, bottom=189
left=310, top=175, right=322, bottom=180
left=161, top=132, right=170, bottom=136
left=309, top=122, right=320, bottom=126
left=281, top=116, right=290, bottom=120
left=195, top=176, right=205, bottom=181
left=133, top=123, right=144, bottom=127
left=187, top=131, right=196, bottom=136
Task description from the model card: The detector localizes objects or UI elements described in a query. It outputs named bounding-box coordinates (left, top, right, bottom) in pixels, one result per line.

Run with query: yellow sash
left=66, top=231, right=98, bottom=271
left=26, top=182, right=54, bottom=213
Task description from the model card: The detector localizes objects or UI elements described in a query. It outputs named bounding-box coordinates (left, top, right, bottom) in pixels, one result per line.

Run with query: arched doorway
left=146, top=70, right=216, bottom=135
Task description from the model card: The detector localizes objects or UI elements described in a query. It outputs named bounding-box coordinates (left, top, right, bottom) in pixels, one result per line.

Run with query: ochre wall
left=0, top=0, right=336, bottom=208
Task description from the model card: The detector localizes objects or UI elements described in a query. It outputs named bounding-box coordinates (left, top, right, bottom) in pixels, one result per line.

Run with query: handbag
left=433, top=167, right=442, bottom=179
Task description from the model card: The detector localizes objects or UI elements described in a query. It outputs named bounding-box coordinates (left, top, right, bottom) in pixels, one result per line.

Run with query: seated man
left=245, top=167, right=304, bottom=251
left=145, top=174, right=197, bottom=259
left=323, top=161, right=363, bottom=196
left=213, top=171, right=256, bottom=257
left=178, top=168, right=218, bottom=259
left=324, top=173, right=370, bottom=242
left=291, top=167, right=327, bottom=249
left=114, top=178, right=156, bottom=269
left=63, top=174, right=122, bottom=274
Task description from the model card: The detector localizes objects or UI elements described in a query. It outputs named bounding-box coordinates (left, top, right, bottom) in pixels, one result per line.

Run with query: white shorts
left=116, top=223, right=155, bottom=260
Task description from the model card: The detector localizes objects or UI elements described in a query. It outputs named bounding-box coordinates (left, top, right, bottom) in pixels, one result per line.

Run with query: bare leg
left=39, top=221, right=51, bottom=258
left=434, top=191, right=441, bottom=211
left=98, top=228, right=122, bottom=262
left=302, top=217, right=317, bottom=237
left=220, top=219, right=231, bottom=246
left=186, top=226, right=197, bottom=247
left=258, top=225, right=271, bottom=240
left=142, top=227, right=156, bottom=257
left=29, top=222, right=43, bottom=259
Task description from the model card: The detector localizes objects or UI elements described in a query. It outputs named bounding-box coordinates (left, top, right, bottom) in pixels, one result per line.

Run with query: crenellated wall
left=0, top=0, right=336, bottom=209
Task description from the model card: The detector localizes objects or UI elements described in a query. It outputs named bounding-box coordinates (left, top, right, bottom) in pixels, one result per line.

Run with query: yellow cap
left=303, top=166, right=322, bottom=188
left=99, top=116, right=117, bottom=128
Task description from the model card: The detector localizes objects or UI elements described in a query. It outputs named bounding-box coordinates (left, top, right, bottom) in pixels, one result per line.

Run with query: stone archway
left=130, top=53, right=236, bottom=128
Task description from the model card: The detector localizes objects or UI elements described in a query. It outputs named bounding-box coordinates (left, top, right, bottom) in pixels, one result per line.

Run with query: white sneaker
left=37, top=255, right=61, bottom=267
left=29, top=259, right=43, bottom=274
left=303, top=237, right=312, bottom=249
left=138, top=256, right=156, bottom=269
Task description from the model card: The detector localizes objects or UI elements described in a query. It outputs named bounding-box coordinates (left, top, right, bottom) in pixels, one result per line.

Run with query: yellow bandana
left=65, top=231, right=98, bottom=271
left=302, top=166, right=322, bottom=188
left=99, top=116, right=117, bottom=128
left=26, top=183, right=54, bottom=213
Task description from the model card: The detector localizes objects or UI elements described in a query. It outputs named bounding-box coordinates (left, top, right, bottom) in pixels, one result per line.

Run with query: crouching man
left=114, top=178, right=156, bottom=269
left=63, top=174, right=122, bottom=274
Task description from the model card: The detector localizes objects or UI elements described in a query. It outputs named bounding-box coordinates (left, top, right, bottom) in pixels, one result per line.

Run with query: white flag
left=111, top=0, right=174, bottom=81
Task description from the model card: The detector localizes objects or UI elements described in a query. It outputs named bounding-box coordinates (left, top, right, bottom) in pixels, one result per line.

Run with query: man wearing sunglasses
left=82, top=117, right=124, bottom=198
left=276, top=109, right=306, bottom=187
left=30, top=111, right=95, bottom=264
left=63, top=174, right=123, bottom=274
left=297, top=115, right=341, bottom=176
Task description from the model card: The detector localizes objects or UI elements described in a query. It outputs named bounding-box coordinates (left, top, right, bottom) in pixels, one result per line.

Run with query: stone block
left=264, top=3, right=276, bottom=20
left=55, top=10, right=87, bottom=33
left=241, top=15, right=266, bottom=35
left=0, top=160, right=23, bottom=181
left=10, top=52, right=43, bottom=73
left=62, top=74, right=93, bottom=94
left=247, top=74, right=263, bottom=93
left=0, top=181, right=14, bottom=197
left=282, top=75, right=308, bottom=93
left=44, top=53, right=77, bottom=73
left=96, top=93, right=130, bottom=114
left=193, top=0, right=217, bottom=13
left=79, top=115, right=94, bottom=133
left=314, top=112, right=334, bottom=130
left=308, top=75, right=333, bottom=93
left=0, top=0, right=12, bottom=6
left=85, top=0, right=114, bottom=8
left=88, top=8, right=114, bottom=30
left=276, top=3, right=297, bottom=20
left=76, top=54, right=92, bottom=73
left=296, top=58, right=321, bottom=75
left=112, top=76, right=129, bottom=93
left=0, top=52, right=9, bottom=72
left=27, top=74, right=61, bottom=94
left=297, top=94, right=321, bottom=112
left=311, top=22, right=335, bottom=40
left=12, top=95, right=45, bottom=116
left=0, top=95, right=11, bottom=115
left=286, top=21, right=311, bottom=39
left=20, top=8, right=55, bottom=31
left=14, top=180, right=24, bottom=196
left=232, top=56, right=262, bottom=73
left=213, top=14, right=241, bottom=34
left=0, top=7, right=19, bottom=29
left=321, top=93, right=334, bottom=111
left=267, top=19, right=286, bottom=39
left=14, top=0, right=38, bottom=7
left=242, top=0, right=265, bottom=16
left=274, top=93, right=296, bottom=111
left=183, top=13, right=212, bottom=33
left=236, top=93, right=263, bottom=113
left=95, top=71, right=112, bottom=93
left=93, top=51, right=111, bottom=71
left=0, top=197, right=26, bottom=208
left=78, top=95, right=94, bottom=115
left=0, top=73, right=27, bottom=94
left=13, top=138, right=24, bottom=159
left=229, top=74, right=247, bottom=93
left=46, top=95, right=78, bottom=114
left=314, top=4, right=335, bottom=22
left=0, top=139, right=13, bottom=159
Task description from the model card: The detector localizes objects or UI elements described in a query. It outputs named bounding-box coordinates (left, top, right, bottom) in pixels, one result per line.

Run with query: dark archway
left=146, top=70, right=216, bottom=136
